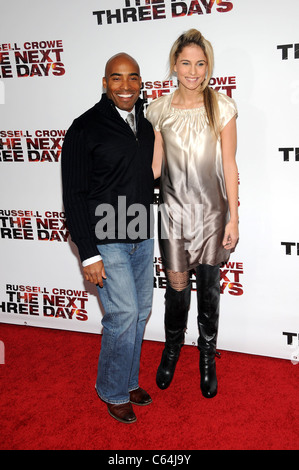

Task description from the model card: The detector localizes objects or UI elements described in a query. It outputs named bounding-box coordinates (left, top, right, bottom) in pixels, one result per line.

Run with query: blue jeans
left=95, top=238, right=154, bottom=404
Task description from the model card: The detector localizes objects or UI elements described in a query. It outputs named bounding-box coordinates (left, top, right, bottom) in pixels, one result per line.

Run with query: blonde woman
left=147, top=29, right=238, bottom=398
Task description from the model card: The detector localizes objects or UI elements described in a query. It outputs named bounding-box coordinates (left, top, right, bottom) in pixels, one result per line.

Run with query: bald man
left=62, top=53, right=155, bottom=423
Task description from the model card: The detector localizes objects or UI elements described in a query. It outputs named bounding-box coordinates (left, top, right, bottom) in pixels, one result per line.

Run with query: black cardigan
left=61, top=94, right=155, bottom=262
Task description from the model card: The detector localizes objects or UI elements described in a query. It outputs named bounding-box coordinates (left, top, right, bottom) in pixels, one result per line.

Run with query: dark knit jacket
left=61, top=94, right=155, bottom=262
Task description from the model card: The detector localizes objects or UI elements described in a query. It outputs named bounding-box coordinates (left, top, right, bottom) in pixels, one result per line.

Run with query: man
left=61, top=53, right=155, bottom=424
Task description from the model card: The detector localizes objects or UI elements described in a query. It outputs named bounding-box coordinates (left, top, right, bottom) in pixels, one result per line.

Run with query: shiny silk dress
left=146, top=91, right=237, bottom=272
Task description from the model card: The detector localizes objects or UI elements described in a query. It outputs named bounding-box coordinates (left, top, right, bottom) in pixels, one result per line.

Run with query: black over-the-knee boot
left=156, top=283, right=191, bottom=390
left=196, top=264, right=220, bottom=398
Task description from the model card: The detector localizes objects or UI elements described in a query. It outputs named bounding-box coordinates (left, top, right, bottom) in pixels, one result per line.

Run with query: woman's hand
left=223, top=219, right=239, bottom=250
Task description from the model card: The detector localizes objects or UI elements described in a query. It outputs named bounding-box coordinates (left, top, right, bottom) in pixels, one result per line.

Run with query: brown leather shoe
left=129, top=387, right=152, bottom=406
left=107, top=402, right=137, bottom=424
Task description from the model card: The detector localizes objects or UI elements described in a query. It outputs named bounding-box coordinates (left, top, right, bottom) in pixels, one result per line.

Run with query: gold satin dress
left=146, top=91, right=238, bottom=272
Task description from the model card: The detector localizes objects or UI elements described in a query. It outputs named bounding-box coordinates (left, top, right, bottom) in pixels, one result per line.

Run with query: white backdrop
left=1, top=0, right=298, bottom=362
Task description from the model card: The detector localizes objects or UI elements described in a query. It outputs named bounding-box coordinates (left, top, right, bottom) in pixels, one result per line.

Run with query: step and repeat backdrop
left=0, top=0, right=298, bottom=362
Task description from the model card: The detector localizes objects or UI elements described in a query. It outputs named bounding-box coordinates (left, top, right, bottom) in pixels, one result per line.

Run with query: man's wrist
left=82, top=255, right=102, bottom=267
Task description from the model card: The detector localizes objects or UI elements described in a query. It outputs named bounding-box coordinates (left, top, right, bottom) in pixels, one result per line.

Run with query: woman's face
left=174, top=44, right=208, bottom=92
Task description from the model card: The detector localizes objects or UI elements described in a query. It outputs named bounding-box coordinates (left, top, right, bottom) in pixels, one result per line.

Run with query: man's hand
left=83, top=260, right=107, bottom=287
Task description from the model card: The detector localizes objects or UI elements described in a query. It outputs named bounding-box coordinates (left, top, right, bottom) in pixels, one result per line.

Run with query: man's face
left=103, top=55, right=142, bottom=112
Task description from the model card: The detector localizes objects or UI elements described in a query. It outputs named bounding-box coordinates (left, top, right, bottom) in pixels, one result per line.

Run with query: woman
left=147, top=29, right=238, bottom=398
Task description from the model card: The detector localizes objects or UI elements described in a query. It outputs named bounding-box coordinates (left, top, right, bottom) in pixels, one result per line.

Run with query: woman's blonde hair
left=169, top=29, right=219, bottom=136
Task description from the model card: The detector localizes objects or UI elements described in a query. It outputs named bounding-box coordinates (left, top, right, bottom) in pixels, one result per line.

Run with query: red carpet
left=0, top=323, right=298, bottom=450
